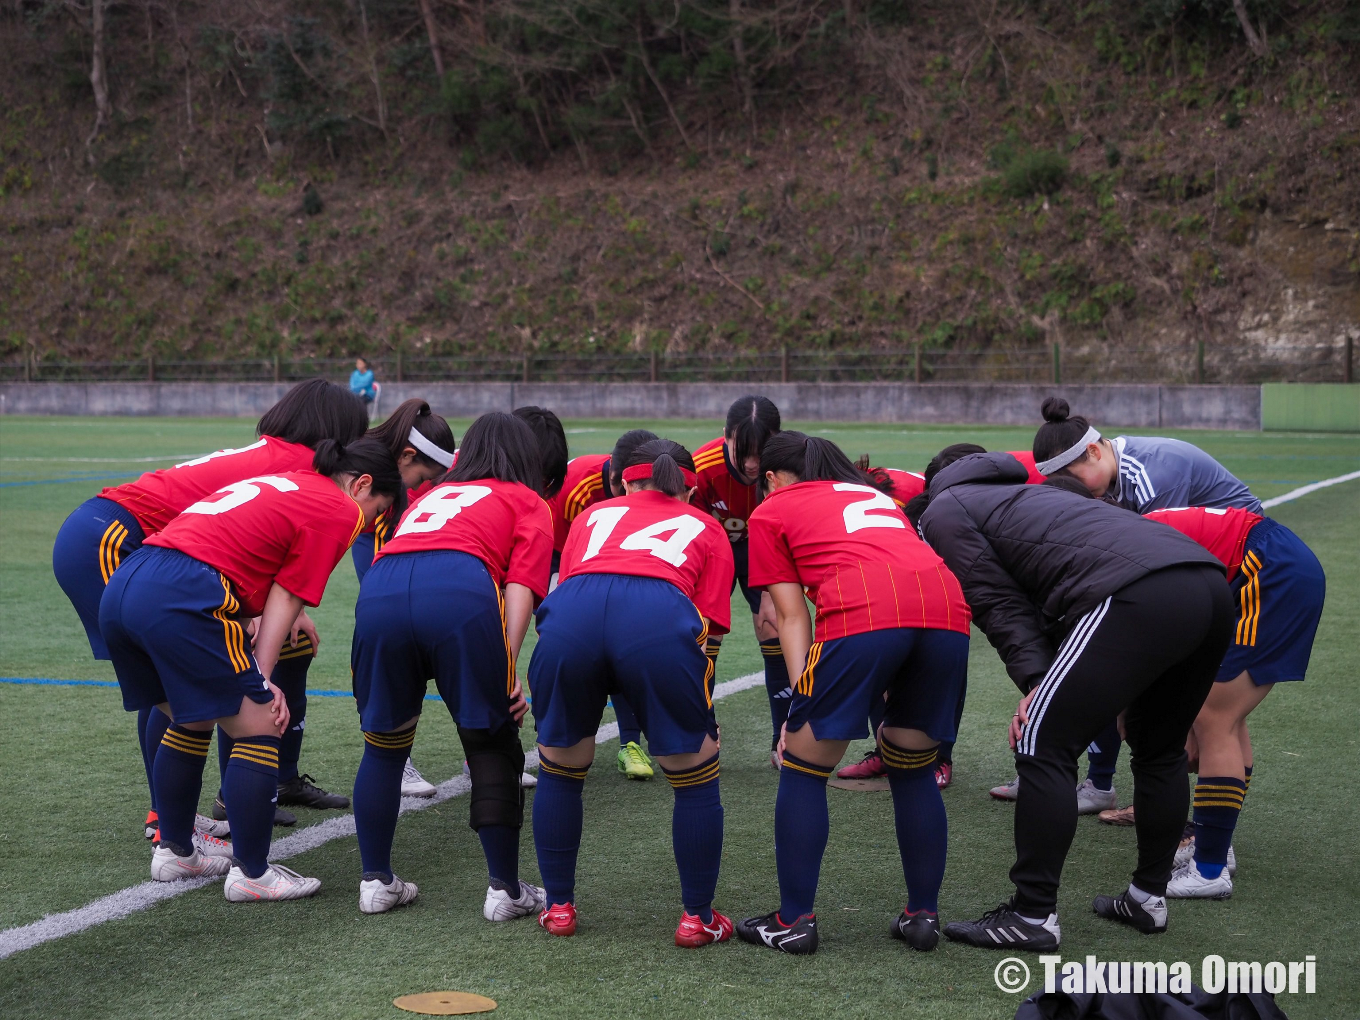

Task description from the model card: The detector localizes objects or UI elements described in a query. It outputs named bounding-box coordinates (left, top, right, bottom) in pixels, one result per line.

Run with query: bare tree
left=1231, top=0, right=1269, bottom=59
left=86, top=0, right=114, bottom=155
left=417, top=0, right=445, bottom=78
left=355, top=0, right=388, bottom=137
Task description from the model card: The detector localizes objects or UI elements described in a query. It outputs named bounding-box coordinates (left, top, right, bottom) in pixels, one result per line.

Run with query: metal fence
left=1, top=340, right=1354, bottom=385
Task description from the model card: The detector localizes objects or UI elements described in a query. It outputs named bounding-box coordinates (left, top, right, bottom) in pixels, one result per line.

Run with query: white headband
left=409, top=428, right=455, bottom=468
left=1036, top=426, right=1101, bottom=475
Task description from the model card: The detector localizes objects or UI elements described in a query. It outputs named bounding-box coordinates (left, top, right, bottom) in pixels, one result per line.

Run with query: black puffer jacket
left=919, top=452, right=1222, bottom=692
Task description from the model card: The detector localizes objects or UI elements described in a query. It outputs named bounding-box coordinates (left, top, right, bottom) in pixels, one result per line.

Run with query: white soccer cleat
left=150, top=843, right=232, bottom=882
left=192, top=830, right=234, bottom=859
left=1075, top=778, right=1118, bottom=815
left=1174, top=838, right=1236, bottom=876
left=401, top=758, right=436, bottom=798
left=224, top=863, right=321, bottom=902
left=195, top=813, right=231, bottom=838
left=483, top=880, right=547, bottom=921
left=989, top=776, right=1020, bottom=801
left=359, top=873, right=419, bottom=914
left=521, top=771, right=538, bottom=788
left=1167, top=861, right=1233, bottom=899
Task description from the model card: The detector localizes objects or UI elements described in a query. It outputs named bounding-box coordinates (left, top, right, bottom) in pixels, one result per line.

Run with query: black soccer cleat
left=277, top=774, right=351, bottom=810
left=943, top=901, right=1060, bottom=951
left=1093, top=889, right=1167, bottom=934
left=890, top=909, right=940, bottom=951
left=736, top=910, right=819, bottom=955
left=213, top=793, right=297, bottom=828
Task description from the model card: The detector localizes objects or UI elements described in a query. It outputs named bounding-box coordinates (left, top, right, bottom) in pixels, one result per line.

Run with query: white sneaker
left=1174, top=838, right=1236, bottom=876
left=401, top=758, right=436, bottom=798
left=223, top=862, right=321, bottom=901
left=1075, top=778, right=1118, bottom=815
left=195, top=813, right=231, bottom=838
left=192, top=830, right=234, bottom=859
left=150, top=843, right=232, bottom=881
left=990, top=776, right=1020, bottom=801
left=483, top=880, right=547, bottom=921
left=359, top=873, right=419, bottom=914
left=1167, top=861, right=1233, bottom=899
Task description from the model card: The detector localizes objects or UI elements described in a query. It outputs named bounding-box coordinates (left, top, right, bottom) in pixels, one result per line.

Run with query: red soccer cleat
left=144, top=809, right=159, bottom=840
left=934, top=762, right=953, bottom=789
left=675, top=908, right=734, bottom=948
left=539, top=902, right=577, bottom=937
left=837, top=750, right=886, bottom=779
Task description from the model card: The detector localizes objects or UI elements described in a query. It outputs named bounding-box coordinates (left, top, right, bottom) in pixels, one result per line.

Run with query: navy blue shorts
left=1218, top=518, right=1325, bottom=685
left=786, top=627, right=970, bottom=743
left=730, top=539, right=763, bottom=615
left=99, top=546, right=272, bottom=724
left=53, top=496, right=146, bottom=659
left=351, top=550, right=514, bottom=733
left=351, top=531, right=376, bottom=582
left=529, top=574, right=716, bottom=757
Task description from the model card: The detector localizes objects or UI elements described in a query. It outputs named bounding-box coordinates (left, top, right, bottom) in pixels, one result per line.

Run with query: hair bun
left=1041, top=396, right=1070, bottom=423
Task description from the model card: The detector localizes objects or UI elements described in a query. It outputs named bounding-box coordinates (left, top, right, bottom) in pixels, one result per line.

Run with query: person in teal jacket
left=350, top=357, right=377, bottom=406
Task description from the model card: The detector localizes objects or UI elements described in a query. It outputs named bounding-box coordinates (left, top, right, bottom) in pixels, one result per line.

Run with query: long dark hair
left=1043, top=474, right=1095, bottom=498
left=312, top=437, right=406, bottom=517
left=757, top=431, right=862, bottom=494
left=1032, top=397, right=1096, bottom=474
left=608, top=428, right=659, bottom=491
left=623, top=439, right=696, bottom=499
left=854, top=455, right=898, bottom=496
left=256, top=379, right=368, bottom=449
left=367, top=398, right=456, bottom=469
left=513, top=405, right=569, bottom=500
left=725, top=395, right=781, bottom=465
left=903, top=442, right=988, bottom=528
left=447, top=412, right=543, bottom=493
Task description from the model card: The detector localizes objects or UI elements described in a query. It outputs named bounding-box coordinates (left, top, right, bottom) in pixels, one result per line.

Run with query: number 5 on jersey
left=581, top=505, right=707, bottom=567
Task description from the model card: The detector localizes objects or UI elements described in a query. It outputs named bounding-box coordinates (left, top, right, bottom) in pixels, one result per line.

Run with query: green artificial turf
left=1, top=416, right=1357, bottom=1019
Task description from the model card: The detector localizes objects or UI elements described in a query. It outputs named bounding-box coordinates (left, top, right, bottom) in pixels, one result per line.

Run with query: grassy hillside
left=1, top=1, right=1357, bottom=380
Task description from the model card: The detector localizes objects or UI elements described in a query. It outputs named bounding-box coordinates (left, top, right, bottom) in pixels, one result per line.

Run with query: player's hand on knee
left=266, top=681, right=290, bottom=735
left=292, top=609, right=319, bottom=654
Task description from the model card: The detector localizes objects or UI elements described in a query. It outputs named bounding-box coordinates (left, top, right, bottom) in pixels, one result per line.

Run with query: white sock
left=1017, top=912, right=1051, bottom=926
left=1126, top=883, right=1155, bottom=903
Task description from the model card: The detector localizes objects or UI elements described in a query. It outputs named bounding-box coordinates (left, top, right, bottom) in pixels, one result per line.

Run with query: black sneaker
left=736, top=910, right=819, bottom=955
left=943, top=901, right=1060, bottom=951
left=213, top=793, right=297, bottom=828
left=890, top=909, right=940, bottom=951
left=277, top=774, right=351, bottom=809
left=1093, top=889, right=1167, bottom=934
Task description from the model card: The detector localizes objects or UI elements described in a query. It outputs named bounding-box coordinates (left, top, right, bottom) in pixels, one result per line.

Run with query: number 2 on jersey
left=580, top=506, right=706, bottom=567
left=834, top=483, right=906, bottom=534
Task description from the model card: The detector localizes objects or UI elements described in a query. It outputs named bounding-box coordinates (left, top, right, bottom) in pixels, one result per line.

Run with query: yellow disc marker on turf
left=393, top=992, right=497, bottom=1015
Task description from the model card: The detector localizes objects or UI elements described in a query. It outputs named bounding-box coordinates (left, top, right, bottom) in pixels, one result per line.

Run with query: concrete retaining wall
left=0, top=381, right=1263, bottom=429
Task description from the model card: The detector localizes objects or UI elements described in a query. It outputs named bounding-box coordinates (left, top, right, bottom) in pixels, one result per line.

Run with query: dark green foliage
left=302, top=185, right=324, bottom=216
left=1104, top=140, right=1121, bottom=167
left=263, top=18, right=348, bottom=147
left=926, top=152, right=939, bottom=181
left=1002, top=149, right=1068, bottom=197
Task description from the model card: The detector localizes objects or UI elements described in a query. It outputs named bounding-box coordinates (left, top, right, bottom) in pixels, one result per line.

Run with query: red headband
left=622, top=462, right=697, bottom=488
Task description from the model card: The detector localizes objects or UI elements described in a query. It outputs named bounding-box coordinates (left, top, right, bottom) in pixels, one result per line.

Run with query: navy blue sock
left=222, top=735, right=281, bottom=878
left=761, top=640, right=792, bottom=747
left=1085, top=719, right=1122, bottom=792
left=662, top=754, right=723, bottom=923
left=139, top=707, right=171, bottom=810
left=1193, top=776, right=1245, bottom=879
left=533, top=756, right=589, bottom=907
left=478, top=825, right=521, bottom=890
left=612, top=694, right=643, bottom=747
left=272, top=650, right=310, bottom=783
left=881, top=738, right=946, bottom=914
left=353, top=729, right=416, bottom=882
left=152, top=724, right=211, bottom=852
left=216, top=726, right=235, bottom=788
left=774, top=752, right=832, bottom=921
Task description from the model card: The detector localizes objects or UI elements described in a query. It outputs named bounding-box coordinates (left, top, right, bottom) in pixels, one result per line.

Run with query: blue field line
left=0, top=676, right=441, bottom=700
left=0, top=472, right=138, bottom=488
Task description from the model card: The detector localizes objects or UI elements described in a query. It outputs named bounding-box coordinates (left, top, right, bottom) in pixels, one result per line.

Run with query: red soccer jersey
left=879, top=467, right=926, bottom=504
left=748, top=480, right=972, bottom=642
left=1008, top=450, right=1046, bottom=485
left=548, top=454, right=611, bottom=552
left=1145, top=506, right=1262, bottom=582
left=692, top=437, right=762, bottom=545
left=558, top=489, right=735, bottom=633
left=378, top=478, right=554, bottom=599
left=103, top=436, right=316, bottom=536
left=146, top=470, right=364, bottom=616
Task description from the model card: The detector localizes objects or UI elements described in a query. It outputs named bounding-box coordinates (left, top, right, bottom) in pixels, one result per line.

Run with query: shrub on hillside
left=1003, top=149, right=1069, bottom=198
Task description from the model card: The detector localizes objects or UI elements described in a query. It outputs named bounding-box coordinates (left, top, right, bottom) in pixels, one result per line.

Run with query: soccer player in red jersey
left=690, top=396, right=786, bottom=760
left=52, top=379, right=368, bottom=837
left=350, top=412, right=555, bottom=919
left=530, top=440, right=736, bottom=946
left=737, top=432, right=972, bottom=955
left=98, top=438, right=401, bottom=900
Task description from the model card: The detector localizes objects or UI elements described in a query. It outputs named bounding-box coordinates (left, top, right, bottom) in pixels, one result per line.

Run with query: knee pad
left=458, top=723, right=526, bottom=831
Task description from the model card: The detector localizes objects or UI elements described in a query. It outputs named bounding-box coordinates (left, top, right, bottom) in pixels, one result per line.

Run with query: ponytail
left=313, top=437, right=406, bottom=518
left=854, top=455, right=897, bottom=496
left=608, top=428, right=660, bottom=492
left=1032, top=397, right=1100, bottom=476
left=758, top=431, right=862, bottom=494
left=622, top=439, right=696, bottom=499
left=366, top=398, right=456, bottom=469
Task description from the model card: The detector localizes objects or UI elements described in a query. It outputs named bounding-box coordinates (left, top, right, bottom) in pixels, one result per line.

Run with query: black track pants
left=1011, top=564, right=1233, bottom=916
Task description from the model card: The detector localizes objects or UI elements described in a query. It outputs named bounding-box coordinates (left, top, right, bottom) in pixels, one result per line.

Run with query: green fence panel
left=1262, top=384, right=1360, bottom=432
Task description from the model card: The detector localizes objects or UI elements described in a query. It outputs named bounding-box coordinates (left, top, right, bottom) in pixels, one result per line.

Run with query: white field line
left=0, top=671, right=763, bottom=961
left=1261, top=469, right=1360, bottom=508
